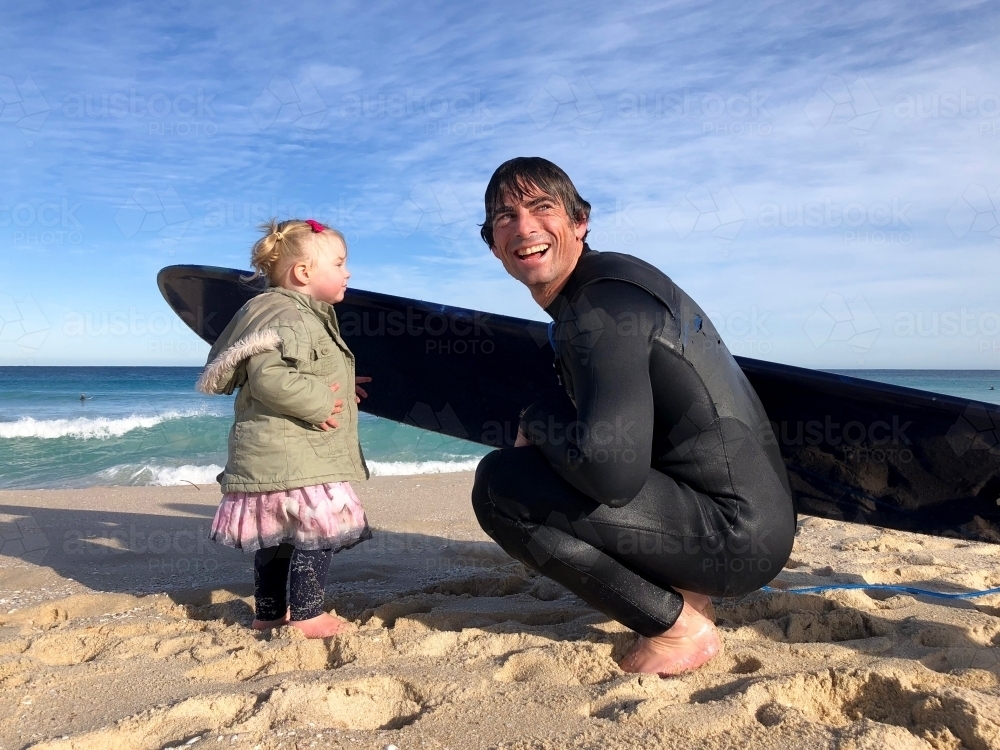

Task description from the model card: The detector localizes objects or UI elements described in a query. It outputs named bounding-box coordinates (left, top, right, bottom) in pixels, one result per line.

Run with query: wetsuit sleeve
left=245, top=347, right=337, bottom=425
left=520, top=281, right=662, bottom=508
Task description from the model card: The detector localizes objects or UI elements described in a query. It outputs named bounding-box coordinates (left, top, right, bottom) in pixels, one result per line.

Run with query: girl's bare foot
left=252, top=608, right=290, bottom=630
left=618, top=592, right=721, bottom=677
left=289, top=612, right=357, bottom=638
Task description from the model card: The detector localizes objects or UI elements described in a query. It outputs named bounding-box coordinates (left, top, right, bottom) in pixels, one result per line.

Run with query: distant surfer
left=472, top=158, right=796, bottom=676
left=79, top=394, right=89, bottom=404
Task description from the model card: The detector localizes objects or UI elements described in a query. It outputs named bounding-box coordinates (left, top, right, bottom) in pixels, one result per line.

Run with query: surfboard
left=158, top=264, right=1000, bottom=544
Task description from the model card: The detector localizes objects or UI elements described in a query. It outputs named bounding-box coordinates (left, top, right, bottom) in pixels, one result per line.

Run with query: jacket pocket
left=305, top=426, right=349, bottom=461
left=310, top=344, right=340, bottom=378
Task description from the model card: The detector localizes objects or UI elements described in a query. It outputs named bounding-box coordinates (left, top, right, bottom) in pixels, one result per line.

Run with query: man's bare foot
left=618, top=594, right=721, bottom=677
left=288, top=612, right=357, bottom=638
left=251, top=608, right=290, bottom=630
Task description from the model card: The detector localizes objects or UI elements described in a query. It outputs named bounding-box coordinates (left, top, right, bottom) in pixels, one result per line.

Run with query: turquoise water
left=1, top=367, right=998, bottom=490
left=826, top=369, right=1000, bottom=405
left=0, top=367, right=486, bottom=489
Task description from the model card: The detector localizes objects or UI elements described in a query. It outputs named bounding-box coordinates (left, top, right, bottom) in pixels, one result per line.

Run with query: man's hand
left=355, top=376, right=372, bottom=404
left=318, top=383, right=344, bottom=431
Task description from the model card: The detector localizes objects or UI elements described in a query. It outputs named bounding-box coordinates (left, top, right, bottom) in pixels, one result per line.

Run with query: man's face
left=489, top=187, right=588, bottom=297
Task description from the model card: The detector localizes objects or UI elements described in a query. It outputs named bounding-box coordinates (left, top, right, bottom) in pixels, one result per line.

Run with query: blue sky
left=1, top=0, right=998, bottom=368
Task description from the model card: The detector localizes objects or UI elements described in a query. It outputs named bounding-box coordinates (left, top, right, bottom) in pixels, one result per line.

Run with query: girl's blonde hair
left=249, top=219, right=347, bottom=285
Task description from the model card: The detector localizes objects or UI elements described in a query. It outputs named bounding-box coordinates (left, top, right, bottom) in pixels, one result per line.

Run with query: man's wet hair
left=480, top=157, right=591, bottom=248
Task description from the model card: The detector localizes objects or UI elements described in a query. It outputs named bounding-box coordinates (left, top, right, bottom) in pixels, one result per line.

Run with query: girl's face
left=300, top=234, right=350, bottom=304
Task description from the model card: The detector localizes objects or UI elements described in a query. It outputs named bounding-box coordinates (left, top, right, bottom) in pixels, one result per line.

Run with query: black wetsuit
left=472, top=249, right=796, bottom=636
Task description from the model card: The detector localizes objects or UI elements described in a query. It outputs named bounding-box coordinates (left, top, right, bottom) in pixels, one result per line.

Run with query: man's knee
left=471, top=449, right=504, bottom=534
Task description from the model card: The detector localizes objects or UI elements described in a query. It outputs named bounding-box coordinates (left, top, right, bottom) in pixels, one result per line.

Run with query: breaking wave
left=0, top=412, right=206, bottom=440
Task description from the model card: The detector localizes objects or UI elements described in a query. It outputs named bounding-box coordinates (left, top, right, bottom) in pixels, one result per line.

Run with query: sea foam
left=367, top=458, right=482, bottom=476
left=90, top=459, right=479, bottom=486
left=96, top=463, right=225, bottom=486
left=0, top=411, right=205, bottom=440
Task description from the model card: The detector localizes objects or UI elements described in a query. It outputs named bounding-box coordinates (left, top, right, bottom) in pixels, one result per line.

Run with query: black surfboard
left=158, top=264, right=1000, bottom=544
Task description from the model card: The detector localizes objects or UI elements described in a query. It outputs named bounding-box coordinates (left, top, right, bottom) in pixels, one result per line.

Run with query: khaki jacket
left=198, top=287, right=368, bottom=492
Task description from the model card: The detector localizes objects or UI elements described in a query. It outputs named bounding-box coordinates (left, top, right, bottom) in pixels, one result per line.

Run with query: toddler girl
left=198, top=218, right=370, bottom=638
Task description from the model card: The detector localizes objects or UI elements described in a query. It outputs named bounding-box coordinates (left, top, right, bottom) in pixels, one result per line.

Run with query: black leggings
left=253, top=544, right=333, bottom=621
left=472, top=447, right=794, bottom=637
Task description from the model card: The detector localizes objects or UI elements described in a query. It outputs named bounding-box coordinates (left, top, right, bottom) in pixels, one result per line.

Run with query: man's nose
left=513, top=207, right=542, bottom=237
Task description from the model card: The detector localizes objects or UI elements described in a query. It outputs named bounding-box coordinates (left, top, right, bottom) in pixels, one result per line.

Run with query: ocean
left=1, top=367, right=998, bottom=490
left=0, top=367, right=486, bottom=490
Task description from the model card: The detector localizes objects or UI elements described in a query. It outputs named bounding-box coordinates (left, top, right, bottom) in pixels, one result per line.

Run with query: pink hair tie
left=305, top=219, right=326, bottom=233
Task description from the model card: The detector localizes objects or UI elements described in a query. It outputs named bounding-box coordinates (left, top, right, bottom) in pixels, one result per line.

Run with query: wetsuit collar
left=544, top=244, right=597, bottom=320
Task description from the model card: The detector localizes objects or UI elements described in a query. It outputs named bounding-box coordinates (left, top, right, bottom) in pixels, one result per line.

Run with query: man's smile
left=514, top=243, right=550, bottom=260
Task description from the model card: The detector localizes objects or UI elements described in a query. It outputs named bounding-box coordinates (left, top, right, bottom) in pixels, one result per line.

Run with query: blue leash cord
left=762, top=583, right=1000, bottom=600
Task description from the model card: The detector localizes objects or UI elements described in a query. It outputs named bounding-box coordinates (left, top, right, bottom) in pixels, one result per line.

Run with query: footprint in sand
left=493, top=642, right=619, bottom=686
left=32, top=676, right=426, bottom=749
left=744, top=667, right=1000, bottom=749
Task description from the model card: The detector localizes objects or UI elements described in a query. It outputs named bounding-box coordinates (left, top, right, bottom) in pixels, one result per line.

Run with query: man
left=471, top=157, right=796, bottom=675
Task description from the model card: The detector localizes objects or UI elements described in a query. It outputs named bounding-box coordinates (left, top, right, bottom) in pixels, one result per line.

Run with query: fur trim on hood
left=197, top=328, right=282, bottom=394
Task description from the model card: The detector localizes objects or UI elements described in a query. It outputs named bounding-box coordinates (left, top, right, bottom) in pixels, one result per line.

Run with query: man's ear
left=573, top=214, right=589, bottom=241
left=489, top=244, right=502, bottom=260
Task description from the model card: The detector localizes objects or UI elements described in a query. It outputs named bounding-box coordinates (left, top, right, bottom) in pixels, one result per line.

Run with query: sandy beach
left=1, top=472, right=999, bottom=750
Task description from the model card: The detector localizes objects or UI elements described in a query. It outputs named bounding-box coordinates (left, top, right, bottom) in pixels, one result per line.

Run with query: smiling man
left=471, top=157, right=797, bottom=675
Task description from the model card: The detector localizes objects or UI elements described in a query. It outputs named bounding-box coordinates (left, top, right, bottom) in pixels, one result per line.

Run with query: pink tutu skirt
left=210, top=482, right=371, bottom=554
